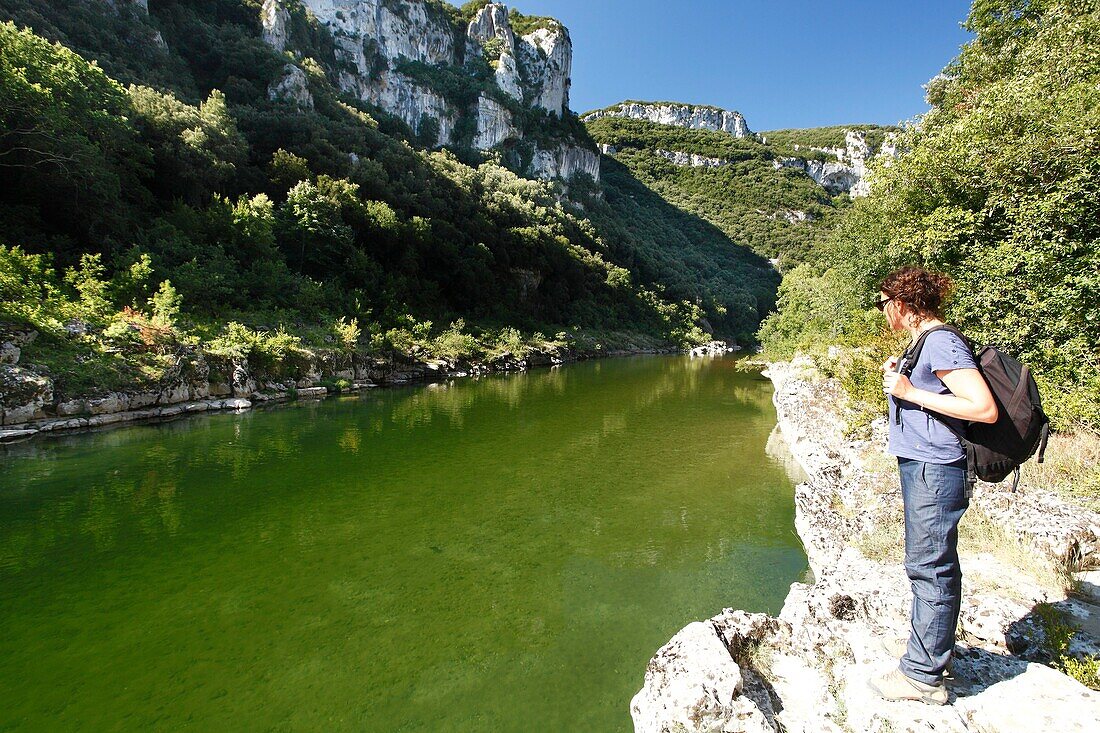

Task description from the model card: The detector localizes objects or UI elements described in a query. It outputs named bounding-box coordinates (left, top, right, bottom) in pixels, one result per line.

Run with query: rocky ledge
left=631, top=357, right=1100, bottom=732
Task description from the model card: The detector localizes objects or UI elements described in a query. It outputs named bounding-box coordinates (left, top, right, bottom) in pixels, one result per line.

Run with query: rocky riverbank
left=0, top=329, right=737, bottom=443
left=631, top=357, right=1100, bottom=732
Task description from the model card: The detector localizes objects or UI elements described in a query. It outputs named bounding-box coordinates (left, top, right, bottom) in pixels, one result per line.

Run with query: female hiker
left=867, top=266, right=998, bottom=706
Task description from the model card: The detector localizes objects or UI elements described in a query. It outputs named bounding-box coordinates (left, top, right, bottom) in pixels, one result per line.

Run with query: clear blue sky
left=511, top=0, right=974, bottom=131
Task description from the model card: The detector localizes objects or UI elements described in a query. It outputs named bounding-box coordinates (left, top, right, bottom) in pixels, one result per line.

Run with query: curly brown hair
left=880, top=266, right=952, bottom=319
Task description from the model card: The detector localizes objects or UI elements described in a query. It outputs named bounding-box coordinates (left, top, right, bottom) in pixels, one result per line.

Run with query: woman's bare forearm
left=898, top=388, right=997, bottom=423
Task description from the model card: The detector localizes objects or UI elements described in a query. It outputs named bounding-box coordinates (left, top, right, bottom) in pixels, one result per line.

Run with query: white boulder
left=631, top=621, right=775, bottom=733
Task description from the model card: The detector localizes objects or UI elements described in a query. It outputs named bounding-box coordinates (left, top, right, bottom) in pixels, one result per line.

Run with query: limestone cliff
left=260, top=0, right=598, bottom=181
left=586, top=101, right=895, bottom=196
left=582, top=101, right=752, bottom=137
left=773, top=129, right=898, bottom=197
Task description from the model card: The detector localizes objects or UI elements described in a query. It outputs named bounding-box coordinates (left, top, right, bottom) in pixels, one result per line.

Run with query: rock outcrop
left=583, top=101, right=752, bottom=137
left=773, top=155, right=860, bottom=196
left=529, top=144, right=599, bottom=181
left=259, top=1, right=595, bottom=180
left=261, top=0, right=289, bottom=51
left=268, top=63, right=314, bottom=108
left=631, top=619, right=775, bottom=733
left=654, top=148, right=729, bottom=168
left=474, top=94, right=519, bottom=149
left=775, top=130, right=898, bottom=197
left=465, top=2, right=522, bottom=101
left=631, top=357, right=1100, bottom=732
left=516, top=25, right=571, bottom=116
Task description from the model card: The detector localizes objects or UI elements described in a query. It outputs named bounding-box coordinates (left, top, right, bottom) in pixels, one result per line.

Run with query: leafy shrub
left=149, top=280, right=182, bottom=327
left=0, top=245, right=67, bottom=330
left=63, top=254, right=113, bottom=323
left=432, top=319, right=481, bottom=361
left=333, top=317, right=361, bottom=353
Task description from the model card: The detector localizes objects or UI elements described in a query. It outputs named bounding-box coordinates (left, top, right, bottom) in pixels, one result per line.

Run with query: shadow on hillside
left=587, top=156, right=780, bottom=333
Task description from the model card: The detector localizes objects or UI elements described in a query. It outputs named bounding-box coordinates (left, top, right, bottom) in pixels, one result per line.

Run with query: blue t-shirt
left=887, top=329, right=977, bottom=464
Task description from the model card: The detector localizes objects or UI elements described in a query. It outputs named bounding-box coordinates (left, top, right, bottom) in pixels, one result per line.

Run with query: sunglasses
left=874, top=295, right=896, bottom=311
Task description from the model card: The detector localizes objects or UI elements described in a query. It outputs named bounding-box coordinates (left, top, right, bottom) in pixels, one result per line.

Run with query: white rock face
left=261, top=1, right=459, bottom=143
left=466, top=3, right=523, bottom=102
left=779, top=209, right=813, bottom=224
left=467, top=3, right=514, bottom=57
left=530, top=145, right=600, bottom=181
left=630, top=621, right=775, bottom=733
left=517, top=25, right=572, bottom=116
left=654, top=149, right=730, bottom=168
left=299, top=0, right=456, bottom=66
left=584, top=101, right=752, bottom=137
left=493, top=51, right=523, bottom=102
left=778, top=129, right=900, bottom=197
left=474, top=94, right=519, bottom=149
left=268, top=63, right=315, bottom=109
left=261, top=0, right=289, bottom=51
left=774, top=156, right=860, bottom=195
left=258, top=1, right=593, bottom=176
left=375, top=76, right=458, bottom=145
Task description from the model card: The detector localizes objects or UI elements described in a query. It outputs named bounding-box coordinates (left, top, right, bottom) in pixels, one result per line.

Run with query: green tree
left=128, top=85, right=247, bottom=203
left=149, top=279, right=182, bottom=327
left=0, top=21, right=151, bottom=255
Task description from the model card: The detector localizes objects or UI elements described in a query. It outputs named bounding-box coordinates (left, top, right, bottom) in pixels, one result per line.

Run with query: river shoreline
left=0, top=341, right=734, bottom=444
left=631, top=357, right=1100, bottom=732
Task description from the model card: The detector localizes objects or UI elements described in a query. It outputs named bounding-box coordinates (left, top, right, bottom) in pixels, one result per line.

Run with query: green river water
left=0, top=354, right=807, bottom=732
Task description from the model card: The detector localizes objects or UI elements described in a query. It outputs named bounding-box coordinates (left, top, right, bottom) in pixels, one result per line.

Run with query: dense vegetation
left=759, top=0, right=1100, bottom=432
left=584, top=116, right=852, bottom=267
left=0, top=0, right=781, bottom=400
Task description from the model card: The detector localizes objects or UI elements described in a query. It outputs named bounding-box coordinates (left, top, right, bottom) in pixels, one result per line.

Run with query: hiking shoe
left=868, top=667, right=948, bottom=706
left=879, top=638, right=954, bottom=675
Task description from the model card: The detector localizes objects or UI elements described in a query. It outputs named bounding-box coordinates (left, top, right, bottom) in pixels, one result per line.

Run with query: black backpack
left=896, top=325, right=1049, bottom=491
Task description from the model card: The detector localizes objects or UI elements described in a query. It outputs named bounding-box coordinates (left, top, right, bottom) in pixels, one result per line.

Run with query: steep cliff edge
left=261, top=0, right=598, bottom=180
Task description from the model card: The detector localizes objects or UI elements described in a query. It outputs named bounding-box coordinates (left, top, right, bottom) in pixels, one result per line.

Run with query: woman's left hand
left=883, top=370, right=914, bottom=400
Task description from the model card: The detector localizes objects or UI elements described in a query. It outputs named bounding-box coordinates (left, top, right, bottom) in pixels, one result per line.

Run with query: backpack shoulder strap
left=897, top=323, right=950, bottom=374
left=894, top=324, right=949, bottom=425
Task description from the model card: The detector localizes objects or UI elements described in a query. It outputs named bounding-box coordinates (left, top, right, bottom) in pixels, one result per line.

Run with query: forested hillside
left=0, top=0, right=779, bottom=399
left=584, top=114, right=895, bottom=268
left=759, top=0, right=1100, bottom=431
